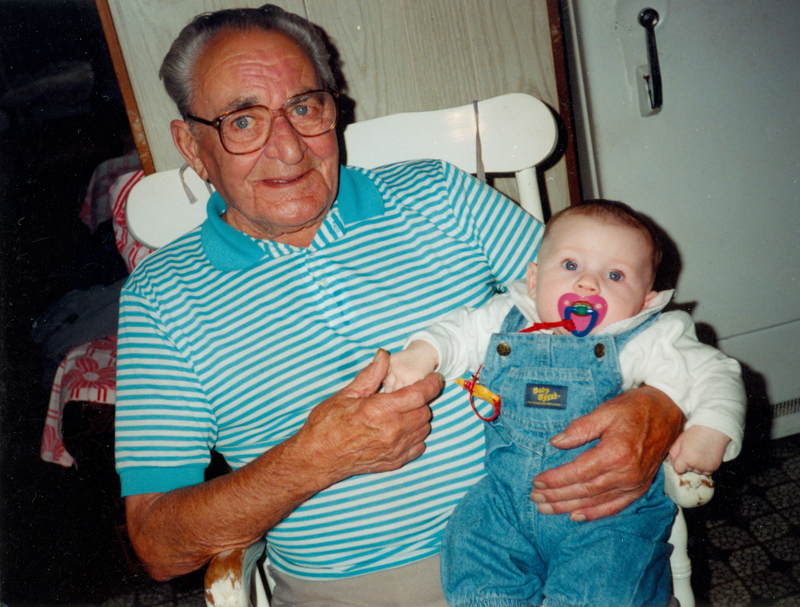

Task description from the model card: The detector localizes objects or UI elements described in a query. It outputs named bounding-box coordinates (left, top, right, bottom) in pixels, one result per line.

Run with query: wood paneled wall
left=98, top=0, right=578, bottom=214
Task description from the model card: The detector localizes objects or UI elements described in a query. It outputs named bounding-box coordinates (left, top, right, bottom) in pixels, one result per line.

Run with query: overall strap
left=499, top=306, right=528, bottom=333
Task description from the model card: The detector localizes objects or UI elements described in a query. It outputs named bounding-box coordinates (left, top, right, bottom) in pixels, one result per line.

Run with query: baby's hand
left=384, top=340, right=440, bottom=393
left=669, top=426, right=730, bottom=475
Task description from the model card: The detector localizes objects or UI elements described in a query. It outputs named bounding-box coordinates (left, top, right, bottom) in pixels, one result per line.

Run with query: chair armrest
left=205, top=539, right=267, bottom=607
left=662, top=459, right=714, bottom=509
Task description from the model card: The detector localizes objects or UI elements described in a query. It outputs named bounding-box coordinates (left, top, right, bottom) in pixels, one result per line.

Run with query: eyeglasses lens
left=220, top=92, right=336, bottom=154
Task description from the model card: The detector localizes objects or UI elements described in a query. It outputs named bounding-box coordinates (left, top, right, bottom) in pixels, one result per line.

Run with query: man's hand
left=530, top=385, right=684, bottom=521
left=294, top=348, right=444, bottom=482
left=125, top=349, right=443, bottom=581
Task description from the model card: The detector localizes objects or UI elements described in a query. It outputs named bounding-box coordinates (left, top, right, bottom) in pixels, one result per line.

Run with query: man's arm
left=126, top=350, right=443, bottom=580
left=530, top=385, right=684, bottom=522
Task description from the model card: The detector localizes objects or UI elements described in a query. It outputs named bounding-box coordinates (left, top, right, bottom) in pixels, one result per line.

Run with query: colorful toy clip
left=456, top=371, right=501, bottom=422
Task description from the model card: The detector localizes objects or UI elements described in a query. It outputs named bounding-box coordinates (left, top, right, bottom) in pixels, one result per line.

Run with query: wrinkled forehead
left=192, top=28, right=319, bottom=109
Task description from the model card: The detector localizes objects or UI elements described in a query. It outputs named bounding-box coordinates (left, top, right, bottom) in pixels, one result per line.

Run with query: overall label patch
left=526, top=383, right=568, bottom=409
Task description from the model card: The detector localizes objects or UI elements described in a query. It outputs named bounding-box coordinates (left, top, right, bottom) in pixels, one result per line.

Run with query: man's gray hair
left=160, top=4, right=336, bottom=119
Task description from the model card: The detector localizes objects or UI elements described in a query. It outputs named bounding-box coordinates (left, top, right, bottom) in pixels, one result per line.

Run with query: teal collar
left=201, top=165, right=385, bottom=271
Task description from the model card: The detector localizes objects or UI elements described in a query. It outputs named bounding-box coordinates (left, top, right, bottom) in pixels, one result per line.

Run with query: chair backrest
left=126, top=93, right=558, bottom=250
left=344, top=93, right=556, bottom=221
left=126, top=164, right=211, bottom=250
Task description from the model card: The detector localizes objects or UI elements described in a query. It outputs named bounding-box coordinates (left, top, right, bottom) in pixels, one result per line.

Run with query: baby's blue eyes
left=562, top=261, right=623, bottom=281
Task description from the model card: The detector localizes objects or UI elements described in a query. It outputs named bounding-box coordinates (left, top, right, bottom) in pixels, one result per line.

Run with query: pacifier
left=557, top=293, right=608, bottom=337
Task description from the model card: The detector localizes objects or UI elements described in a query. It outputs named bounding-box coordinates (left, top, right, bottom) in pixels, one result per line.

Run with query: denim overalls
left=441, top=307, right=676, bottom=607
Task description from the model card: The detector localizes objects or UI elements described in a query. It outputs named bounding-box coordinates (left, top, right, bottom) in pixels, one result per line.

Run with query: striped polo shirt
left=115, top=159, right=543, bottom=579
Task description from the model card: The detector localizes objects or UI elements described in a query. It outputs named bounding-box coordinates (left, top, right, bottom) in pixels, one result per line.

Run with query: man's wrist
left=639, top=383, right=685, bottom=454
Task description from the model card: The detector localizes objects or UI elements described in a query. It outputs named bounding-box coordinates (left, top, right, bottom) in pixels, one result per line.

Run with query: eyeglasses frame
left=186, top=89, right=339, bottom=155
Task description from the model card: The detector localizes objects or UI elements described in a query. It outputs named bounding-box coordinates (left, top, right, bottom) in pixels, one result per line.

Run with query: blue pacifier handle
left=564, top=305, right=599, bottom=337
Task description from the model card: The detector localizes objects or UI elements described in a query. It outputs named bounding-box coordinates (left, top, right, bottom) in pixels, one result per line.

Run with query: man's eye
left=607, top=270, right=623, bottom=281
left=231, top=115, right=255, bottom=131
left=292, top=104, right=310, bottom=117
left=563, top=261, right=578, bottom=271
left=290, top=102, right=323, bottom=121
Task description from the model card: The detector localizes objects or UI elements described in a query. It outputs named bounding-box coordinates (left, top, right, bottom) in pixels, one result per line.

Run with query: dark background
left=0, top=0, right=139, bottom=602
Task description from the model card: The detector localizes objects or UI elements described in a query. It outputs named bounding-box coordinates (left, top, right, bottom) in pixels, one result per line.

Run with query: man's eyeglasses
left=187, top=89, right=338, bottom=155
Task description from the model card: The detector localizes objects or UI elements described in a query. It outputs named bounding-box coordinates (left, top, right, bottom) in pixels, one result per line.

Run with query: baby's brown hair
left=544, top=200, right=663, bottom=279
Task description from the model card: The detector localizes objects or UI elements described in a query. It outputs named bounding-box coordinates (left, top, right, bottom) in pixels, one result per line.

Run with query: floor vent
left=771, top=397, right=800, bottom=439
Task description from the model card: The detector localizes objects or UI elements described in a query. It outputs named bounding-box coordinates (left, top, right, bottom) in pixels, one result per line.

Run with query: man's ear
left=526, top=262, right=538, bottom=298
left=171, top=119, right=209, bottom=181
left=642, top=289, right=658, bottom=310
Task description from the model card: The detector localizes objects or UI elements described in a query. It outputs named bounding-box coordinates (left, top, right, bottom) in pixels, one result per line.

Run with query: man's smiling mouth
left=253, top=166, right=314, bottom=186
left=261, top=173, right=307, bottom=185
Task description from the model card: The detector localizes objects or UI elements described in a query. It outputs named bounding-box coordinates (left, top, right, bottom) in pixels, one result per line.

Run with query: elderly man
left=115, top=5, right=682, bottom=606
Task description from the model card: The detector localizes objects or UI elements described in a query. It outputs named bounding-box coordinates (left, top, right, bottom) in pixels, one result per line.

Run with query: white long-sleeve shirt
left=410, top=279, right=746, bottom=461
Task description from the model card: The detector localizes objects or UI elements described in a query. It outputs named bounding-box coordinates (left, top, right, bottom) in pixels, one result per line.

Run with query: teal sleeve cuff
left=119, top=465, right=206, bottom=497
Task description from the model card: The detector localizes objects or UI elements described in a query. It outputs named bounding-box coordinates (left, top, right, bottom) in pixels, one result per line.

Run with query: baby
left=386, top=200, right=745, bottom=607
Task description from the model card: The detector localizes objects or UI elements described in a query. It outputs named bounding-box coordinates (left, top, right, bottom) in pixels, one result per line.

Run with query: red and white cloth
left=78, top=150, right=142, bottom=232
left=41, top=168, right=154, bottom=467
left=111, top=169, right=152, bottom=273
left=41, top=336, right=118, bottom=467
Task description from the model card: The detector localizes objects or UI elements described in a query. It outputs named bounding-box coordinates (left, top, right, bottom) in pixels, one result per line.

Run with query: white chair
left=663, top=459, right=715, bottom=607
left=204, top=538, right=269, bottom=607
left=344, top=93, right=556, bottom=223
left=125, top=93, right=711, bottom=607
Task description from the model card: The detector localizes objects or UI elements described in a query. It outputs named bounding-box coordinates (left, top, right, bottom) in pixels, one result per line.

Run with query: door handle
left=638, top=8, right=663, bottom=113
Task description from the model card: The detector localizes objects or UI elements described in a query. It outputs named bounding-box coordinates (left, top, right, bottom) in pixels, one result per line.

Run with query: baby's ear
left=642, top=289, right=658, bottom=310
left=526, top=262, right=538, bottom=297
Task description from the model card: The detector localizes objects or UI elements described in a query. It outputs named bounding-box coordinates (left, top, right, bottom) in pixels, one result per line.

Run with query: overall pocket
left=497, top=366, right=598, bottom=436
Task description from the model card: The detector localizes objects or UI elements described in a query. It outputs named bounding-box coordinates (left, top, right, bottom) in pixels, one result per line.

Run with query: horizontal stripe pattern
left=116, top=160, right=542, bottom=579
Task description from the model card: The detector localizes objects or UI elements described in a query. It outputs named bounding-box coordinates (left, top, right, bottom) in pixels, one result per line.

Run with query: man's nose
left=262, top=116, right=305, bottom=164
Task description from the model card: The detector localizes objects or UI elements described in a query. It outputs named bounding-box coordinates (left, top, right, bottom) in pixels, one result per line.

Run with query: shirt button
left=594, top=343, right=606, bottom=359
left=497, top=343, right=511, bottom=356
left=320, top=277, right=329, bottom=288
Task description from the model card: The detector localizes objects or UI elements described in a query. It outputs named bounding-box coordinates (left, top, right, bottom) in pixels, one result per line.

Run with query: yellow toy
left=456, top=370, right=501, bottom=422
